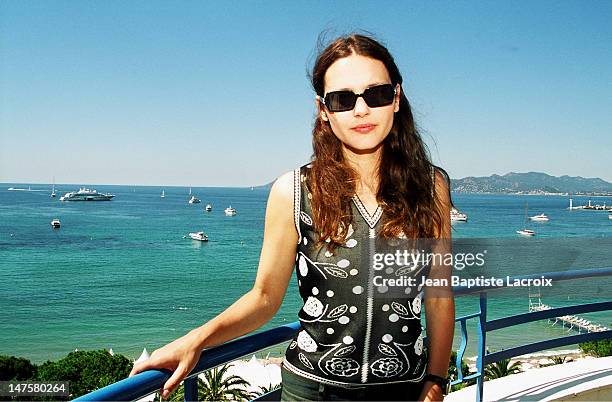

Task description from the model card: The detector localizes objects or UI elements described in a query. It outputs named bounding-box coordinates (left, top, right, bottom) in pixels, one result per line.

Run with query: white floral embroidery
left=298, top=255, right=308, bottom=276
left=324, top=357, right=360, bottom=377
left=412, top=295, right=422, bottom=314
left=371, top=357, right=403, bottom=378
left=303, top=296, right=324, bottom=317
left=414, top=334, right=424, bottom=356
left=299, top=353, right=314, bottom=370
left=297, top=330, right=318, bottom=352
left=326, top=304, right=348, bottom=319
left=300, top=211, right=313, bottom=226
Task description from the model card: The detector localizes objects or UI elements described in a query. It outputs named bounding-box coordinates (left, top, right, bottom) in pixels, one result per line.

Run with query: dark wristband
left=423, top=373, right=450, bottom=395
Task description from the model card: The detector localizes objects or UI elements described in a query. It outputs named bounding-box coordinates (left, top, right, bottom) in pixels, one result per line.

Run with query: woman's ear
left=394, top=84, right=401, bottom=113
left=315, top=96, right=328, bottom=121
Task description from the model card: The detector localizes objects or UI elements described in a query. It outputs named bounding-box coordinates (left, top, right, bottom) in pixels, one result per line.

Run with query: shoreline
left=464, top=348, right=590, bottom=372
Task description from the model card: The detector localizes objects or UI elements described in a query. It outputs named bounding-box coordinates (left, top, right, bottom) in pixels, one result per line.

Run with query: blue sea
left=0, top=184, right=610, bottom=363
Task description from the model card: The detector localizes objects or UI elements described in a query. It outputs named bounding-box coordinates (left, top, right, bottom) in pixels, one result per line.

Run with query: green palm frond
left=253, top=383, right=282, bottom=397
left=484, top=358, right=522, bottom=380
left=155, top=364, right=254, bottom=402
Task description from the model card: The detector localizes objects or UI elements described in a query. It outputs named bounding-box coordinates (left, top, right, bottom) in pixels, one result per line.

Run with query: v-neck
left=351, top=194, right=382, bottom=228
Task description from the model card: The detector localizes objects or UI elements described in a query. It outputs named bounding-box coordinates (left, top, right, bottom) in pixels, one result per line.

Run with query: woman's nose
left=353, top=96, right=370, bottom=117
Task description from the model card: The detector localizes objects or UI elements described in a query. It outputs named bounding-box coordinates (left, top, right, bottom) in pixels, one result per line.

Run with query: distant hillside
left=252, top=181, right=275, bottom=190
left=451, top=172, right=612, bottom=195
left=253, top=171, right=612, bottom=195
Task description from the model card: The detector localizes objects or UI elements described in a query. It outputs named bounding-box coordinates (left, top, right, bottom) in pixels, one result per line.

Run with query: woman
left=130, top=33, right=454, bottom=402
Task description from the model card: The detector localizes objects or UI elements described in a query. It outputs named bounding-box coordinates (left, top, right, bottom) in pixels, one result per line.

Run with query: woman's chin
left=342, top=140, right=384, bottom=155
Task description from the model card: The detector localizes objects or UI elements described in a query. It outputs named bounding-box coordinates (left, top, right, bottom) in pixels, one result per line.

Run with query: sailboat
left=160, top=190, right=165, bottom=199
left=51, top=178, right=56, bottom=198
left=188, top=187, right=200, bottom=204
left=516, top=203, right=536, bottom=236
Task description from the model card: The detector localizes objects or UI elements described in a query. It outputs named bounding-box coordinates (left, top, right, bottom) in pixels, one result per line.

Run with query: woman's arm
left=420, top=169, right=455, bottom=401
left=129, top=171, right=299, bottom=398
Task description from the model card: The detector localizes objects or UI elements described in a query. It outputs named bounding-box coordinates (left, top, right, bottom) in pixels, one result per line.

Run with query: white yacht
left=60, top=188, right=114, bottom=201
left=188, top=196, right=201, bottom=204
left=224, top=206, right=237, bottom=216
left=205, top=204, right=212, bottom=212
left=160, top=190, right=165, bottom=199
left=188, top=231, right=208, bottom=242
left=516, top=229, right=536, bottom=236
left=50, top=219, right=61, bottom=228
left=529, top=213, right=549, bottom=222
left=450, top=207, right=468, bottom=223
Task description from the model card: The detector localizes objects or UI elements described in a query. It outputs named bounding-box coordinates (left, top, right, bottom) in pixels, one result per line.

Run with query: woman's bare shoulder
left=269, top=170, right=295, bottom=202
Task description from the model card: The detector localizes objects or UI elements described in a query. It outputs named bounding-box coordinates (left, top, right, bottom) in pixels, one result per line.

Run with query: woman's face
left=319, top=54, right=400, bottom=155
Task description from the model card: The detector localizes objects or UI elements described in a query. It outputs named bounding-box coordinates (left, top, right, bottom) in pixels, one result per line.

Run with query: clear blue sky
left=1, top=1, right=611, bottom=186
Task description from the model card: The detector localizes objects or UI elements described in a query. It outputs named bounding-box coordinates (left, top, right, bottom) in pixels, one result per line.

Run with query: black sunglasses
left=320, top=83, right=396, bottom=113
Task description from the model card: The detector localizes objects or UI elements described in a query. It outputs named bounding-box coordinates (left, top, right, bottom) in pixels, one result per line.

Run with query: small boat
left=51, top=178, right=56, bottom=198
left=529, top=213, right=549, bottom=222
left=188, top=196, right=201, bottom=204
left=516, top=229, right=536, bottom=236
left=450, top=207, right=468, bottom=223
left=188, top=231, right=208, bottom=242
left=50, top=219, right=61, bottom=228
left=516, top=203, right=535, bottom=236
left=160, top=190, right=165, bottom=199
left=224, top=206, right=237, bottom=216
left=205, top=204, right=212, bottom=212
left=608, top=213, right=612, bottom=220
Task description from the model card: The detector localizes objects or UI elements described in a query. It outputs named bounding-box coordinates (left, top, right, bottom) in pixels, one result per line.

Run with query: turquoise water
left=0, top=184, right=610, bottom=363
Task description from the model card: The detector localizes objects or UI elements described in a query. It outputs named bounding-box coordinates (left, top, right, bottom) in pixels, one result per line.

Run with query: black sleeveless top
left=282, top=164, right=429, bottom=387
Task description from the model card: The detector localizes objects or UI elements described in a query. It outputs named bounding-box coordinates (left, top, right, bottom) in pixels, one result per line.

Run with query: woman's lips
left=351, top=124, right=377, bottom=133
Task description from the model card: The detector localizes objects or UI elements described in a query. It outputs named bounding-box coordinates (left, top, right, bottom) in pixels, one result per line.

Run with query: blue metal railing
left=74, top=267, right=612, bottom=402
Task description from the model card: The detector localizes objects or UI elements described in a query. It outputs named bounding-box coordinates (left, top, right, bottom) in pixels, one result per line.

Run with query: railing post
left=476, top=291, right=487, bottom=402
left=184, top=376, right=198, bottom=402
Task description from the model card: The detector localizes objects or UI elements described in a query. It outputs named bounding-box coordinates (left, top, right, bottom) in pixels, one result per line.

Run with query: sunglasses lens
left=363, top=84, right=395, bottom=107
left=325, top=92, right=356, bottom=112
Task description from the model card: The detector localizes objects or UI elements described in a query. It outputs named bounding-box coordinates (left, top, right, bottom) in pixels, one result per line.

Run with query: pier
left=529, top=288, right=609, bottom=333
left=568, top=194, right=612, bottom=211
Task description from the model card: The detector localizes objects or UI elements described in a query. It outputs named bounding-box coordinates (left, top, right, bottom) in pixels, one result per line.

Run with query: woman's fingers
left=161, top=363, right=188, bottom=399
left=128, top=352, right=177, bottom=377
left=129, top=360, right=152, bottom=378
left=125, top=336, right=200, bottom=398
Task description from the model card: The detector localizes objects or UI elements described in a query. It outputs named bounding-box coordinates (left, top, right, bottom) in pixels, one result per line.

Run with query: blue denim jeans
left=280, top=366, right=424, bottom=401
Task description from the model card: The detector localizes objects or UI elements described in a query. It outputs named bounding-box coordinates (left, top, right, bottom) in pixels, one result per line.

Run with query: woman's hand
left=129, top=330, right=203, bottom=399
left=418, top=381, right=444, bottom=401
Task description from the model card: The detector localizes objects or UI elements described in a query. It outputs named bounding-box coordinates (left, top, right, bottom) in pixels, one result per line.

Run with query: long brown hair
left=307, top=33, right=453, bottom=248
